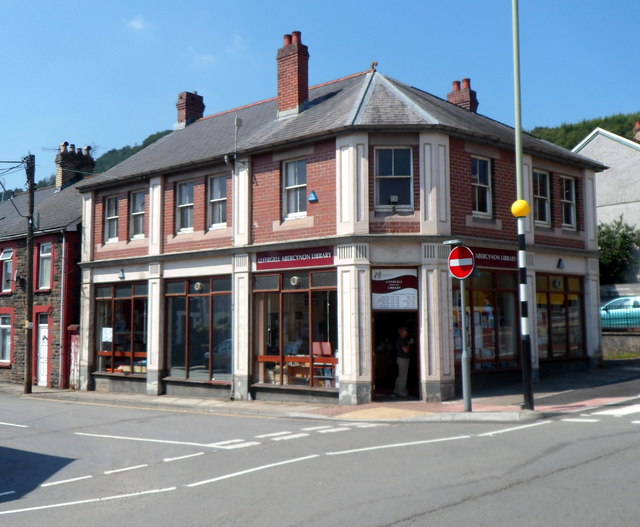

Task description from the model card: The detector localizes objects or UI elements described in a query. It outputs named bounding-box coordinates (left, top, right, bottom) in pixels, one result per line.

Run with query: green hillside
left=528, top=112, right=640, bottom=150
left=94, top=130, right=171, bottom=173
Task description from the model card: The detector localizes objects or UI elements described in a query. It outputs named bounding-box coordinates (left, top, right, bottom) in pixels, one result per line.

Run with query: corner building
left=77, top=32, right=604, bottom=404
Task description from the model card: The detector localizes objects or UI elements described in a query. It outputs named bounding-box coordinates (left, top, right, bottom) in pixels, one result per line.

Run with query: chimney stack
left=55, top=141, right=95, bottom=190
left=277, top=30, right=310, bottom=117
left=633, top=121, right=640, bottom=142
left=176, top=91, right=205, bottom=129
left=447, top=78, right=479, bottom=113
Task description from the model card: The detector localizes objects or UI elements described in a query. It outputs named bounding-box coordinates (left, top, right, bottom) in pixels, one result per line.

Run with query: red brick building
left=76, top=32, right=604, bottom=404
left=0, top=144, right=93, bottom=388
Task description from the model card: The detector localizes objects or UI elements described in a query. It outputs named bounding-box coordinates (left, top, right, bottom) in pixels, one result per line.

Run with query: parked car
left=600, top=296, right=640, bottom=330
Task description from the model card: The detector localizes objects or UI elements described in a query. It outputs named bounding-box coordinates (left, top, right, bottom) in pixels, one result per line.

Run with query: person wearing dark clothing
left=393, top=326, right=413, bottom=397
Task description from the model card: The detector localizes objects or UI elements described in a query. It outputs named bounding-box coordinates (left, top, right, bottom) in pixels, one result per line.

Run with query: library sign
left=256, top=246, right=334, bottom=270
left=470, top=247, right=518, bottom=269
left=372, top=269, right=418, bottom=310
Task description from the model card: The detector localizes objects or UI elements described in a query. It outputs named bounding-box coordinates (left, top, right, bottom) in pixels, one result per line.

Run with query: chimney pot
left=633, top=121, right=640, bottom=142
left=462, top=78, right=471, bottom=89
left=283, top=33, right=292, bottom=46
left=291, top=31, right=302, bottom=44
left=452, top=80, right=461, bottom=92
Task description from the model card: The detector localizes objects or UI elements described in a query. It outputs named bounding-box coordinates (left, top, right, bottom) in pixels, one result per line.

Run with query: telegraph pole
left=23, top=154, right=35, bottom=394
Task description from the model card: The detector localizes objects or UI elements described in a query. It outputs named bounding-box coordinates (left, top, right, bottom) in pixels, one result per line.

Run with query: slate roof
left=79, top=70, right=604, bottom=191
left=0, top=182, right=84, bottom=241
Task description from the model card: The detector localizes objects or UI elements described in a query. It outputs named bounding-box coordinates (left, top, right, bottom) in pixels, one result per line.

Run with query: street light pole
left=23, top=154, right=35, bottom=395
left=512, top=0, right=535, bottom=410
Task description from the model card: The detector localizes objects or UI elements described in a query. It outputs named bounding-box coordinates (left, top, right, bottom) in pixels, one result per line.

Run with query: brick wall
left=251, top=139, right=337, bottom=244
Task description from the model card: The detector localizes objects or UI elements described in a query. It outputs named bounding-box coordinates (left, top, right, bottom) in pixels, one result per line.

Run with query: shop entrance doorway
left=373, top=311, right=419, bottom=399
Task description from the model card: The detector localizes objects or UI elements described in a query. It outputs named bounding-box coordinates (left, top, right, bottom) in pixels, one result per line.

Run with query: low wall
left=602, top=333, right=640, bottom=359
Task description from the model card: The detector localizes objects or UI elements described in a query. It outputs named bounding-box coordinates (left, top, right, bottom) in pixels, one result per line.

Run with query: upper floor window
left=283, top=159, right=307, bottom=218
left=105, top=197, right=119, bottom=242
left=0, top=314, right=10, bottom=362
left=1, top=249, right=13, bottom=292
left=38, top=243, right=52, bottom=289
left=533, top=170, right=550, bottom=225
left=207, top=175, right=227, bottom=227
left=375, top=147, right=412, bottom=209
left=560, top=176, right=576, bottom=229
left=472, top=156, right=492, bottom=216
left=176, top=181, right=194, bottom=232
left=129, top=191, right=145, bottom=239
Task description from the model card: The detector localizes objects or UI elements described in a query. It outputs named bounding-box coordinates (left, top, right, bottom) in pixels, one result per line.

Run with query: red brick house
left=0, top=145, right=93, bottom=388
left=76, top=31, right=604, bottom=404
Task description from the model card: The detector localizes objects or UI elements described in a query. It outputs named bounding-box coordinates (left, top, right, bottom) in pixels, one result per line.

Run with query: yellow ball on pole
left=511, top=199, right=530, bottom=218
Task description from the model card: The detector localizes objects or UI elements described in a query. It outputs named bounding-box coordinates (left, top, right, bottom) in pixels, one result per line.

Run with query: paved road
left=2, top=383, right=640, bottom=526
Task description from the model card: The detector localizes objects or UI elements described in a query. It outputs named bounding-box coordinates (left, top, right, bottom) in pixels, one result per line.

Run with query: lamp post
left=512, top=0, right=535, bottom=410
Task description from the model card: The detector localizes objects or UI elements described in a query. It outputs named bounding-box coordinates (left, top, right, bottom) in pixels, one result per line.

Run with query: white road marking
left=41, top=475, right=93, bottom=487
left=317, top=427, right=350, bottom=434
left=632, top=421, right=640, bottom=425
left=301, top=425, right=333, bottom=431
left=0, top=487, right=176, bottom=516
left=561, top=418, right=601, bottom=423
left=0, top=491, right=16, bottom=497
left=272, top=433, right=309, bottom=441
left=0, top=421, right=27, bottom=428
left=75, top=432, right=213, bottom=448
left=104, top=464, right=148, bottom=475
left=186, top=455, right=319, bottom=488
left=326, top=435, right=471, bottom=456
left=255, top=431, right=292, bottom=438
left=163, top=452, right=205, bottom=463
left=592, top=404, right=640, bottom=417
left=208, top=439, right=261, bottom=449
left=477, top=421, right=551, bottom=437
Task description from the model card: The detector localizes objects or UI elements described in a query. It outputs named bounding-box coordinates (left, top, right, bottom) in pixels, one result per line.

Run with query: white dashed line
left=0, top=490, right=16, bottom=497
left=477, top=421, right=551, bottom=437
left=317, top=427, right=350, bottom=434
left=562, top=418, right=601, bottom=423
left=0, top=421, right=27, bottom=428
left=41, top=475, right=93, bottom=487
left=164, top=452, right=205, bottom=462
left=592, top=404, right=640, bottom=417
left=255, top=431, right=292, bottom=438
left=272, top=433, right=309, bottom=441
left=104, top=464, right=148, bottom=475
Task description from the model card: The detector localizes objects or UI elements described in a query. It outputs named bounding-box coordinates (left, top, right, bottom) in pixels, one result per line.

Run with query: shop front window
left=253, top=271, right=337, bottom=388
left=535, top=274, right=584, bottom=359
left=452, top=270, right=519, bottom=371
left=166, top=277, right=232, bottom=381
left=94, top=283, right=148, bottom=374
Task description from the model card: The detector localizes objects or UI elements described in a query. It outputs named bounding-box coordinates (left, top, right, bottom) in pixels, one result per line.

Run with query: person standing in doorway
left=393, top=326, right=413, bottom=397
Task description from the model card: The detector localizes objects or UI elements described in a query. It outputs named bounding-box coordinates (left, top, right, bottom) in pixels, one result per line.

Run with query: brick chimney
left=55, top=142, right=95, bottom=190
left=277, top=31, right=310, bottom=117
left=447, top=78, right=479, bottom=113
left=633, top=121, right=640, bottom=142
left=176, top=91, right=205, bottom=129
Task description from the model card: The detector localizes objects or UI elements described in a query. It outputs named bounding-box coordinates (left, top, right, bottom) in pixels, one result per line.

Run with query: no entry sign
left=448, top=246, right=475, bottom=279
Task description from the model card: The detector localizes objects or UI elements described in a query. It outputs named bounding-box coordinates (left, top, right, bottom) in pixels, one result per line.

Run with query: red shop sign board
left=256, top=246, right=334, bottom=271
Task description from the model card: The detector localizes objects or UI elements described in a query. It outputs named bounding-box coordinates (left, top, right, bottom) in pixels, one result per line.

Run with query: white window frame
left=472, top=156, right=492, bottom=217
left=560, top=176, right=576, bottom=229
left=105, top=196, right=119, bottom=242
left=283, top=159, right=307, bottom=219
left=374, top=147, right=413, bottom=210
left=533, top=170, right=551, bottom=226
left=38, top=242, right=52, bottom=290
left=176, top=181, right=195, bottom=232
left=129, top=191, right=145, bottom=239
left=0, top=314, right=11, bottom=363
left=207, top=175, right=227, bottom=228
left=1, top=248, right=13, bottom=293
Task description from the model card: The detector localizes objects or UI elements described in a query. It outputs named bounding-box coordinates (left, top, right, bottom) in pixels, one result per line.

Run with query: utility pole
left=23, top=154, right=35, bottom=394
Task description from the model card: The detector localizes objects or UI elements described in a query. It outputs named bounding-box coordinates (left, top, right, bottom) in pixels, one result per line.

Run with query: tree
left=598, top=216, right=640, bottom=284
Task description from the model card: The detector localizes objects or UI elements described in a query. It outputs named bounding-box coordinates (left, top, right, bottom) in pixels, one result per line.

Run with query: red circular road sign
left=448, top=246, right=475, bottom=279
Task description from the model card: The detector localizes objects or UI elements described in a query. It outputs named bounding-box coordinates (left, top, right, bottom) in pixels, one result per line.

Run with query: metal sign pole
left=460, top=277, right=471, bottom=412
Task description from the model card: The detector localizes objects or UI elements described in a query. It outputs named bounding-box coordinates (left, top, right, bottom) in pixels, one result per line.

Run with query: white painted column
left=233, top=157, right=250, bottom=247
left=419, top=132, right=450, bottom=235
left=78, top=268, right=93, bottom=391
left=232, top=253, right=251, bottom=400
left=146, top=263, right=163, bottom=395
left=336, top=243, right=371, bottom=405
left=336, top=134, right=369, bottom=236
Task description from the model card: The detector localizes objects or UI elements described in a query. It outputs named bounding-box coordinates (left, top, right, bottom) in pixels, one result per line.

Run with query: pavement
left=3, top=359, right=640, bottom=423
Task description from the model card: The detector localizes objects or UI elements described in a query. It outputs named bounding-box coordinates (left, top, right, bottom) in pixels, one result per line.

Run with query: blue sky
left=1, top=0, right=638, bottom=191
